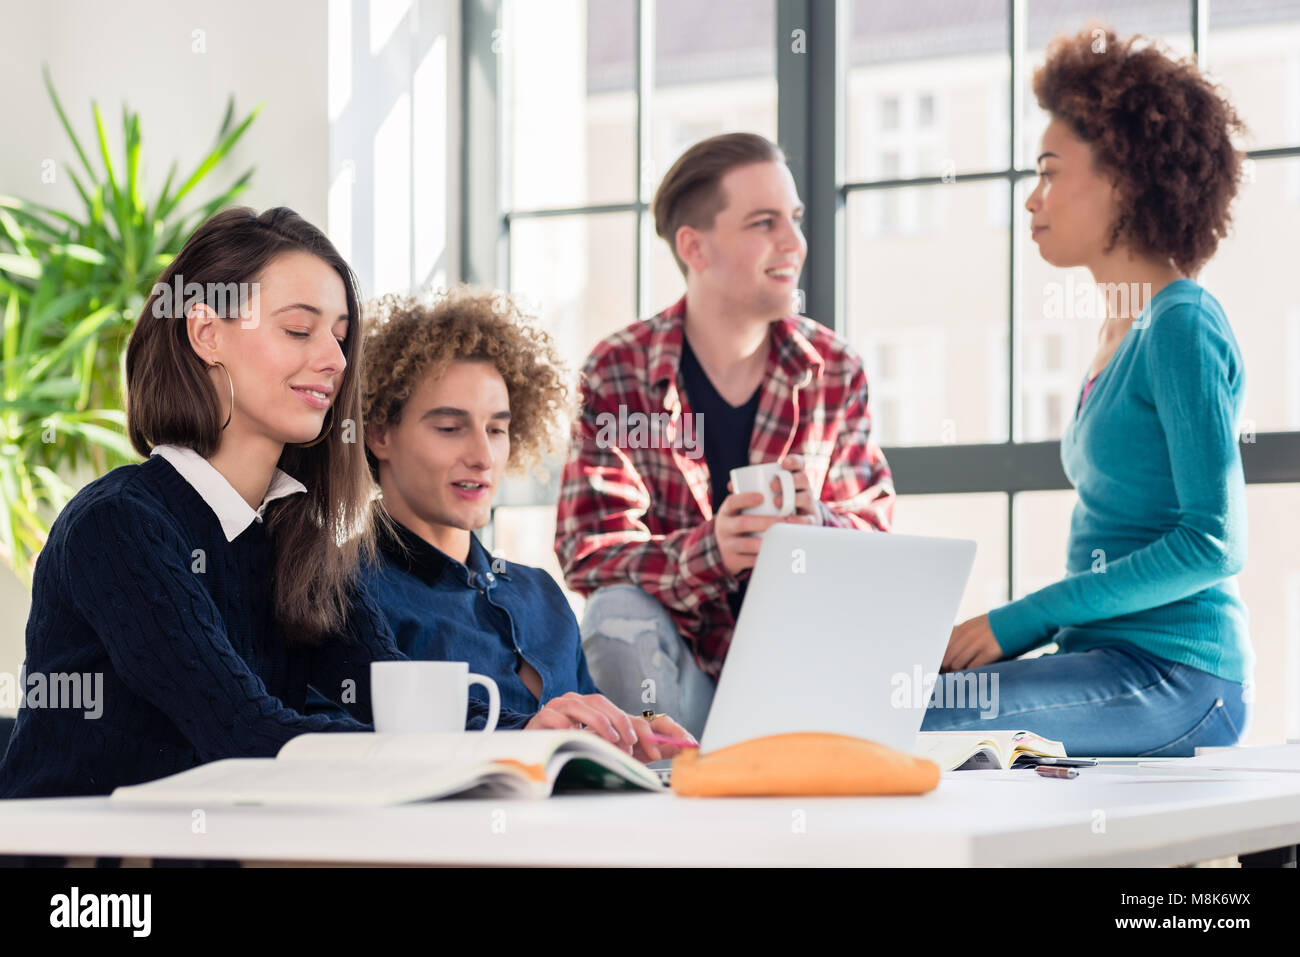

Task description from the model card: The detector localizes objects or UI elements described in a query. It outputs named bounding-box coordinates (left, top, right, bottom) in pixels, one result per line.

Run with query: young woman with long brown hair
left=0, top=207, right=529, bottom=798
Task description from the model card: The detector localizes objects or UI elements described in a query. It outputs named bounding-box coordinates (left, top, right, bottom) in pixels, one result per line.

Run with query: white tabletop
left=3, top=764, right=1300, bottom=866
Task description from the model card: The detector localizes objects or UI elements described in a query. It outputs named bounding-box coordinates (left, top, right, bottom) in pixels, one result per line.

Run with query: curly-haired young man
left=555, top=133, right=895, bottom=737
left=306, top=287, right=694, bottom=762
left=926, top=27, right=1254, bottom=755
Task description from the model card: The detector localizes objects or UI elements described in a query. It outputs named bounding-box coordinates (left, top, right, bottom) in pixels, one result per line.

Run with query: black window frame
left=464, top=0, right=1300, bottom=600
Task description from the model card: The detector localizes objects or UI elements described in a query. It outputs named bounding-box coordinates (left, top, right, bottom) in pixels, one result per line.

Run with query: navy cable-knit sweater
left=0, top=454, right=528, bottom=799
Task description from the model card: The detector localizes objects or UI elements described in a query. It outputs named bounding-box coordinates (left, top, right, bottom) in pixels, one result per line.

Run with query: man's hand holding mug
left=716, top=457, right=818, bottom=577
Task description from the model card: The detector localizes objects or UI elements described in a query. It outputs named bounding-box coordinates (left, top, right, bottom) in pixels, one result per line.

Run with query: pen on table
left=1036, top=765, right=1078, bottom=779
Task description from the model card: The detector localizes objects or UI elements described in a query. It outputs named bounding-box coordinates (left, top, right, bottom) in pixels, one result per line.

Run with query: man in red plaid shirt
left=555, top=133, right=894, bottom=736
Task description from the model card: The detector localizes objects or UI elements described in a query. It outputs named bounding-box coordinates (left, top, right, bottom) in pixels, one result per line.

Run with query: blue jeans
left=579, top=585, right=717, bottom=739
left=919, top=643, right=1250, bottom=757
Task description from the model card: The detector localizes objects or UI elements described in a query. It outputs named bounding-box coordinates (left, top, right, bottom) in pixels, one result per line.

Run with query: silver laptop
left=696, top=523, right=976, bottom=756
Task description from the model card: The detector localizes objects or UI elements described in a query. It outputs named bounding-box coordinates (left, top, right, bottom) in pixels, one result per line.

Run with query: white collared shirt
left=150, top=444, right=308, bottom=542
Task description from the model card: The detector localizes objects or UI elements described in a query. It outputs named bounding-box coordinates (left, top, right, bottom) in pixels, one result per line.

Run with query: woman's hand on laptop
left=940, top=613, right=1002, bottom=672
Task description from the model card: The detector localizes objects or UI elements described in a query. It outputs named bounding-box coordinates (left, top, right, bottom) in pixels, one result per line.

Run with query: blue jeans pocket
left=1137, top=695, right=1242, bottom=758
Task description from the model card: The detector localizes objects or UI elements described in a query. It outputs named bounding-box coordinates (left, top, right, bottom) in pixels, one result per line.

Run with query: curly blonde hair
left=361, top=286, right=574, bottom=482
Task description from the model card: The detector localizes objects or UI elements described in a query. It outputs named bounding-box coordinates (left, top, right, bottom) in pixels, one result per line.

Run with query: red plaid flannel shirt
left=554, top=296, right=895, bottom=678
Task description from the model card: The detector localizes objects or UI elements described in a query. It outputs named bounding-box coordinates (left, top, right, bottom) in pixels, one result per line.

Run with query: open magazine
left=914, top=730, right=1067, bottom=770
left=109, top=731, right=667, bottom=806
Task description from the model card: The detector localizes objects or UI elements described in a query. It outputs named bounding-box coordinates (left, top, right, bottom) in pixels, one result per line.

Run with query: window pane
left=507, top=0, right=636, bottom=209
left=649, top=227, right=686, bottom=316
left=490, top=506, right=587, bottom=621
left=892, top=493, right=1008, bottom=626
left=1016, top=176, right=1101, bottom=442
left=1011, top=488, right=1077, bottom=656
left=1013, top=490, right=1077, bottom=601
left=650, top=0, right=778, bottom=190
left=1240, top=484, right=1300, bottom=744
left=1022, top=1, right=1193, bottom=168
left=846, top=0, right=1010, bottom=182
left=510, top=212, right=637, bottom=371
left=1200, top=158, right=1300, bottom=434
left=845, top=180, right=1011, bottom=446
left=1025, top=0, right=1192, bottom=52
left=1207, top=0, right=1300, bottom=151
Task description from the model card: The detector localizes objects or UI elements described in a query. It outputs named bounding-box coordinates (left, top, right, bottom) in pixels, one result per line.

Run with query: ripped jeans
left=579, top=585, right=717, bottom=739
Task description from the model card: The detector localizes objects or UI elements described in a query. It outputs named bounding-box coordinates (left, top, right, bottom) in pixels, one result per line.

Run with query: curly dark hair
left=361, top=286, right=574, bottom=482
left=1033, top=27, right=1246, bottom=274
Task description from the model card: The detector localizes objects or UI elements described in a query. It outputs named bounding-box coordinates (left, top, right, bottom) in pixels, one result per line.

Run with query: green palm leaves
left=0, top=67, right=258, bottom=582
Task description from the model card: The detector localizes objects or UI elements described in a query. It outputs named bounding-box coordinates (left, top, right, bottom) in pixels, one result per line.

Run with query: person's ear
left=676, top=225, right=709, bottom=274
left=365, top=421, right=392, bottom=463
left=186, top=301, right=224, bottom=364
left=1106, top=172, right=1126, bottom=208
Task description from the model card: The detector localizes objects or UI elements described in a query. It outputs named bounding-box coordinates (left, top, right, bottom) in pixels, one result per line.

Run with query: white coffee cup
left=370, top=661, right=500, bottom=734
left=730, top=462, right=796, bottom=517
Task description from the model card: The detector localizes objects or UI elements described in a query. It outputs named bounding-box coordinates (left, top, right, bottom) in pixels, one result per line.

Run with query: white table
left=3, top=764, right=1300, bottom=866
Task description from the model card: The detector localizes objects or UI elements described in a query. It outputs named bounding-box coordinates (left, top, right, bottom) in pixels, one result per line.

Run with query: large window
left=503, top=0, right=777, bottom=345
left=484, top=0, right=777, bottom=575
left=470, top=0, right=1300, bottom=743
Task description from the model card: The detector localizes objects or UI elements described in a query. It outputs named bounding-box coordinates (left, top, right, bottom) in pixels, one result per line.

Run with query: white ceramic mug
left=370, top=661, right=500, bottom=734
left=730, top=462, right=796, bottom=517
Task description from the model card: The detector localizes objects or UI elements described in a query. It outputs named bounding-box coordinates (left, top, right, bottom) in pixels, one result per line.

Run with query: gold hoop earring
left=210, top=360, right=233, bottom=430
left=295, top=405, right=334, bottom=448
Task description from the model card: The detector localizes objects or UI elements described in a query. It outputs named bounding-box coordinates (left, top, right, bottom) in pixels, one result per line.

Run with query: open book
left=109, top=731, right=666, bottom=806
left=914, top=730, right=1067, bottom=771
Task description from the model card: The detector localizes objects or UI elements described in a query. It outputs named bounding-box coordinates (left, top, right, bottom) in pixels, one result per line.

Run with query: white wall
left=0, top=0, right=329, bottom=224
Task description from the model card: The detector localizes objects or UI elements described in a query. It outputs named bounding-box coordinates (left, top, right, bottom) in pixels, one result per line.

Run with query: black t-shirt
left=678, top=336, right=761, bottom=621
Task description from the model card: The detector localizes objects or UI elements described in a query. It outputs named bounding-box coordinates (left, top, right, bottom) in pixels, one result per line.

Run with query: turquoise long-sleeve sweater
left=989, top=279, right=1253, bottom=683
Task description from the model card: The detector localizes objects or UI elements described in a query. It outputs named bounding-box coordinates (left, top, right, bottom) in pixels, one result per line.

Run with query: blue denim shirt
left=331, top=518, right=600, bottom=717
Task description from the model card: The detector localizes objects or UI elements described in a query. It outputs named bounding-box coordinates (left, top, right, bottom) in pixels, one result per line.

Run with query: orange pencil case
left=670, top=732, right=940, bottom=797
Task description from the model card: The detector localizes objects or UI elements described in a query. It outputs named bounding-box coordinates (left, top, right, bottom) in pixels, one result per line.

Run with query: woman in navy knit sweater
left=0, top=207, right=530, bottom=798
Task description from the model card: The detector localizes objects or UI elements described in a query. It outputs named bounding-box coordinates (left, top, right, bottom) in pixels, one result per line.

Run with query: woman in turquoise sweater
left=922, top=28, right=1252, bottom=755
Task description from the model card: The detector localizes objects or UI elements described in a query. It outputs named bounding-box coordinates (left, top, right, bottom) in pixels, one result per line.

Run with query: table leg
left=1238, top=845, right=1297, bottom=868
